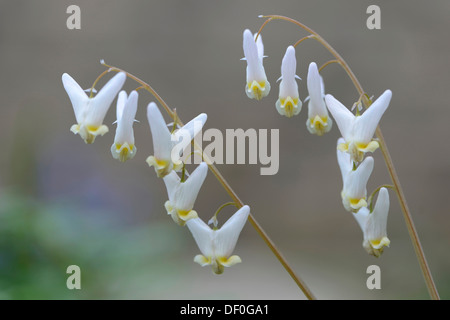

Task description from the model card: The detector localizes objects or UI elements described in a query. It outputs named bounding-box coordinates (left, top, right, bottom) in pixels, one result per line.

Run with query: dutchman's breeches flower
left=111, top=90, right=138, bottom=162
left=326, top=90, right=392, bottom=162
left=306, top=62, right=332, bottom=135
left=242, top=29, right=270, bottom=100
left=186, top=205, right=250, bottom=274
left=146, top=102, right=207, bottom=178
left=353, top=187, right=390, bottom=257
left=62, top=72, right=127, bottom=144
left=337, top=138, right=374, bottom=213
left=163, top=162, right=208, bottom=226
left=276, top=46, right=301, bottom=118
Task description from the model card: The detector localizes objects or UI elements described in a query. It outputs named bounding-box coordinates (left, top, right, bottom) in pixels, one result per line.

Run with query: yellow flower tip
left=356, top=140, right=379, bottom=153
left=364, top=237, right=390, bottom=257
left=307, top=115, right=332, bottom=136
left=178, top=209, right=198, bottom=223
left=111, top=142, right=136, bottom=162
left=370, top=236, right=390, bottom=250
left=247, top=80, right=270, bottom=100
left=337, top=141, right=349, bottom=152
left=219, top=255, right=242, bottom=267
left=276, top=96, right=301, bottom=118
left=146, top=155, right=171, bottom=178
left=194, top=255, right=212, bottom=267
left=71, top=123, right=109, bottom=144
left=349, top=198, right=368, bottom=212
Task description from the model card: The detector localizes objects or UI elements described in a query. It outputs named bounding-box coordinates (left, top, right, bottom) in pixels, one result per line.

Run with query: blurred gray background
left=0, top=0, right=449, bottom=299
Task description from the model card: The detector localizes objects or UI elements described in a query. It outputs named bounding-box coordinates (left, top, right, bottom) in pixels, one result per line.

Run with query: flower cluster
left=242, top=28, right=393, bottom=257
left=62, top=71, right=250, bottom=274
left=242, top=30, right=332, bottom=136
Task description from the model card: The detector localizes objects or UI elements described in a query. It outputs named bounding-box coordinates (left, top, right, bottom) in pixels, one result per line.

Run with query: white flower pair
left=62, top=72, right=138, bottom=162
left=162, top=162, right=250, bottom=273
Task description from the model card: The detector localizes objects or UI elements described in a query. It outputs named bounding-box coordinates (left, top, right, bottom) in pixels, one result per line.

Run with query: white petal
left=147, top=102, right=172, bottom=161
left=88, top=72, right=127, bottom=126
left=346, top=156, right=374, bottom=199
left=173, top=113, right=207, bottom=143
left=325, top=94, right=355, bottom=141
left=354, top=90, right=392, bottom=144
left=337, top=137, right=352, bottom=182
left=366, top=187, right=389, bottom=241
left=186, top=217, right=214, bottom=258
left=278, top=46, right=299, bottom=99
left=116, top=90, right=128, bottom=120
left=353, top=206, right=370, bottom=235
left=307, top=62, right=328, bottom=117
left=214, top=205, right=250, bottom=258
left=255, top=33, right=264, bottom=59
left=243, top=29, right=267, bottom=83
left=174, top=162, right=208, bottom=211
left=62, top=73, right=89, bottom=123
left=163, top=171, right=181, bottom=202
left=114, top=90, right=138, bottom=145
left=281, top=46, right=296, bottom=84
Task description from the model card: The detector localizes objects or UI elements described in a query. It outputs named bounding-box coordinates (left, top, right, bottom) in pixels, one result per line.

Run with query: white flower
left=163, top=162, right=208, bottom=226
left=242, top=29, right=270, bottom=100
left=325, top=90, right=392, bottom=162
left=146, top=102, right=207, bottom=178
left=275, top=46, right=301, bottom=118
left=62, top=72, right=127, bottom=144
left=186, top=205, right=250, bottom=274
left=111, top=90, right=138, bottom=162
left=305, top=62, right=332, bottom=136
left=353, top=187, right=390, bottom=257
left=337, top=138, right=374, bottom=213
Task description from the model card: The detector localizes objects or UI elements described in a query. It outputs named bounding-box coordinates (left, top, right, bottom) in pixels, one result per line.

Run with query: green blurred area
left=0, top=191, right=185, bottom=299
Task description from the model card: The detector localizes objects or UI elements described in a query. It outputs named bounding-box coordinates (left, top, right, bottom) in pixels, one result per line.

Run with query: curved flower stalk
left=146, top=102, right=207, bottom=178
left=242, top=29, right=270, bottom=100
left=337, top=138, right=374, bottom=213
left=305, top=62, right=332, bottom=135
left=62, top=72, right=127, bottom=144
left=186, top=205, right=250, bottom=274
left=163, top=162, right=208, bottom=226
left=276, top=46, right=301, bottom=118
left=111, top=90, right=138, bottom=162
left=325, top=90, right=392, bottom=162
left=353, top=187, right=390, bottom=257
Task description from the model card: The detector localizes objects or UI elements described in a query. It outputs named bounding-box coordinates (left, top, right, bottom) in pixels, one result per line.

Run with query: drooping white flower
left=353, top=187, right=390, bottom=257
left=186, top=205, right=250, bottom=274
left=110, top=90, right=138, bottom=162
left=305, top=62, right=332, bottom=136
left=325, top=90, right=392, bottom=162
left=276, top=46, right=301, bottom=118
left=146, top=102, right=207, bottom=178
left=242, top=29, right=270, bottom=100
left=62, top=72, right=127, bottom=144
left=337, top=138, right=374, bottom=213
left=163, top=162, right=208, bottom=226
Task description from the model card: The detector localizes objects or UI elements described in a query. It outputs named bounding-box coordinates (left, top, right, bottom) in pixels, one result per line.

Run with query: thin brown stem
left=259, top=14, right=439, bottom=300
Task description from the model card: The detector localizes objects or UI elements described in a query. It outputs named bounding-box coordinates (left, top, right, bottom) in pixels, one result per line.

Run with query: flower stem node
left=326, top=90, right=392, bottom=162
left=353, top=187, right=390, bottom=257
left=243, top=29, right=270, bottom=100
left=305, top=62, right=332, bottom=135
left=62, top=72, right=127, bottom=144
left=276, top=46, right=301, bottom=117
left=162, top=162, right=208, bottom=226
left=111, top=90, right=139, bottom=162
left=187, top=205, right=250, bottom=274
